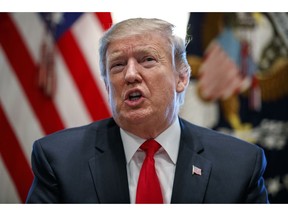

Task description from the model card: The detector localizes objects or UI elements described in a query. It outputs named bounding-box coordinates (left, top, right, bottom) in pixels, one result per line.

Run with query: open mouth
left=128, top=91, right=142, bottom=101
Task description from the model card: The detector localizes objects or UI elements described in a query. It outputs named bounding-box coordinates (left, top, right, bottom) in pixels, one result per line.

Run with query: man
left=26, top=18, right=269, bottom=203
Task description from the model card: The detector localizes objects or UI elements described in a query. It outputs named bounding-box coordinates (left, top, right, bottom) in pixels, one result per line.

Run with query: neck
left=118, top=115, right=177, bottom=139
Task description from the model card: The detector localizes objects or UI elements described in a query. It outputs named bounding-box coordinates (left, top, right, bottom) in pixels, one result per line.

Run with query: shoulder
left=33, top=118, right=117, bottom=152
left=179, top=118, right=267, bottom=187
left=179, top=118, right=264, bottom=158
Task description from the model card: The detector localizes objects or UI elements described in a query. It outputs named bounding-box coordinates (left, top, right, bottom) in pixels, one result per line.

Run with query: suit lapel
left=171, top=119, right=212, bottom=203
left=87, top=118, right=212, bottom=203
left=88, top=120, right=130, bottom=203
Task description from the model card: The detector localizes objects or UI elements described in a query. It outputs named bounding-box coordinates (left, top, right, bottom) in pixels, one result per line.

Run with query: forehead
left=106, top=33, right=171, bottom=58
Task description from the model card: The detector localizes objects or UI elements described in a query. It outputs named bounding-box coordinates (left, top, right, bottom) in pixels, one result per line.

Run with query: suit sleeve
left=26, top=140, right=60, bottom=203
left=245, top=147, right=269, bottom=203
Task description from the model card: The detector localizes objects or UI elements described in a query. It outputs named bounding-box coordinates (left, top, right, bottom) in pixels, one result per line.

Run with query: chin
left=127, top=115, right=148, bottom=124
left=119, top=110, right=153, bottom=125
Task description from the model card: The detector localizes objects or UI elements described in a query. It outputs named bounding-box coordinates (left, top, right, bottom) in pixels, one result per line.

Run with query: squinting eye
left=110, top=63, right=125, bottom=73
left=113, top=63, right=124, bottom=67
left=141, top=56, right=157, bottom=68
left=145, top=57, right=155, bottom=61
left=143, top=56, right=157, bottom=62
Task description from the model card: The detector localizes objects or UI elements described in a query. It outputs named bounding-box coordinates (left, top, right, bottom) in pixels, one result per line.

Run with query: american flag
left=197, top=28, right=255, bottom=102
left=192, top=165, right=202, bottom=176
left=0, top=12, right=112, bottom=203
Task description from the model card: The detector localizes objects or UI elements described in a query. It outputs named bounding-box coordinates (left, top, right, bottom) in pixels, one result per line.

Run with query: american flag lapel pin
left=192, top=165, right=202, bottom=176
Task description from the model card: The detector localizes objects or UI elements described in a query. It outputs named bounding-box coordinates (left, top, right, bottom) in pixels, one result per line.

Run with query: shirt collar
left=120, top=117, right=181, bottom=165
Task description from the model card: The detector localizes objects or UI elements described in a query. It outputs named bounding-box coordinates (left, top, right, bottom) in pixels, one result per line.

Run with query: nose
left=124, top=59, right=142, bottom=84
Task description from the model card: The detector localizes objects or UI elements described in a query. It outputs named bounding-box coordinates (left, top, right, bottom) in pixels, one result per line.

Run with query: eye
left=113, top=63, right=124, bottom=67
left=145, top=57, right=155, bottom=62
left=141, top=56, right=157, bottom=68
left=109, top=62, right=126, bottom=73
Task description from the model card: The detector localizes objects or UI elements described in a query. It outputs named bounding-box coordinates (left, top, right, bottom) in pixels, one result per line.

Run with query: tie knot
left=140, top=139, right=161, bottom=157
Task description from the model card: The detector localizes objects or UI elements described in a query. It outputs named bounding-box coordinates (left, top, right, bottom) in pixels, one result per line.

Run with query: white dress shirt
left=120, top=118, right=181, bottom=203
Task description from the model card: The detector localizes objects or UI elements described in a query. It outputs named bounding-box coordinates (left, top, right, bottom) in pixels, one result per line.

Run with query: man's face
left=105, top=33, right=186, bottom=138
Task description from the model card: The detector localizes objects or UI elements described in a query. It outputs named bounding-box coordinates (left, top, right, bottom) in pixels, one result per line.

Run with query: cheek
left=108, top=85, right=119, bottom=101
left=108, top=74, right=121, bottom=90
left=107, top=85, right=120, bottom=115
left=107, top=76, right=124, bottom=101
left=151, top=77, right=176, bottom=103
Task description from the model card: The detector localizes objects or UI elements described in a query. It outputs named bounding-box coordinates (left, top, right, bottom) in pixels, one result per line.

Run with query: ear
left=176, top=71, right=189, bottom=93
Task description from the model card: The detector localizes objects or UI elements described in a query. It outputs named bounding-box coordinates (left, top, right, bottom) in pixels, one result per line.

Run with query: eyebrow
left=107, top=45, right=161, bottom=63
left=107, top=50, right=125, bottom=62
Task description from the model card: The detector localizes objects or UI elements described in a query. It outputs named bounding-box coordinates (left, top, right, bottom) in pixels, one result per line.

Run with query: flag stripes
left=72, top=13, right=109, bottom=103
left=57, top=31, right=110, bottom=121
left=94, top=13, right=113, bottom=31
left=0, top=103, right=33, bottom=202
left=0, top=13, right=65, bottom=135
left=0, top=47, right=44, bottom=160
left=0, top=12, right=112, bottom=203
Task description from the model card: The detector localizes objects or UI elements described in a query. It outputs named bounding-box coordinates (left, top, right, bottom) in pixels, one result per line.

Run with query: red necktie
left=136, top=139, right=163, bottom=204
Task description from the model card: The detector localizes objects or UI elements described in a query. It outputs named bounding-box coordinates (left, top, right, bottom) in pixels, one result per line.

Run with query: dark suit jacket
left=26, top=117, right=269, bottom=203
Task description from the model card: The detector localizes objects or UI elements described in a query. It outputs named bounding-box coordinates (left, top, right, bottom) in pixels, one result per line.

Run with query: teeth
left=129, top=91, right=142, bottom=101
left=130, top=92, right=141, bottom=97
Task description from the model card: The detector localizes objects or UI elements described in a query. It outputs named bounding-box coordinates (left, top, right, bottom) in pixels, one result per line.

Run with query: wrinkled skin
left=105, top=33, right=188, bottom=139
